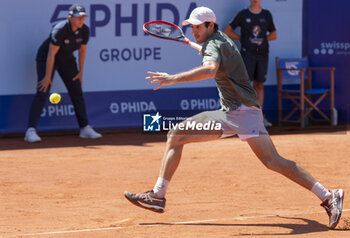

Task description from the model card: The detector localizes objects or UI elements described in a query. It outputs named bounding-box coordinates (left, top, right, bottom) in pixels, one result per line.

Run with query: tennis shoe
left=321, top=189, right=344, bottom=229
left=24, top=128, right=41, bottom=143
left=79, top=125, right=102, bottom=139
left=124, top=190, right=166, bottom=213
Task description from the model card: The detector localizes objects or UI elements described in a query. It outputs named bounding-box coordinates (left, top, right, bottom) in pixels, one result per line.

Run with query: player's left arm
left=266, top=10, right=277, bottom=41
left=267, top=30, right=277, bottom=41
left=146, top=61, right=219, bottom=91
left=73, top=44, right=87, bottom=84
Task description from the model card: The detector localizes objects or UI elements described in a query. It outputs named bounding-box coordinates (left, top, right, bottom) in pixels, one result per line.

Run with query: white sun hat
left=182, top=7, right=216, bottom=26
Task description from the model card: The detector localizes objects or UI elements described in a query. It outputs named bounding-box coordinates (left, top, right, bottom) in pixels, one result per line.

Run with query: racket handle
left=188, top=41, right=202, bottom=52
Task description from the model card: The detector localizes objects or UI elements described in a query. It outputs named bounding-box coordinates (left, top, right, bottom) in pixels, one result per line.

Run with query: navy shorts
left=241, top=52, right=269, bottom=83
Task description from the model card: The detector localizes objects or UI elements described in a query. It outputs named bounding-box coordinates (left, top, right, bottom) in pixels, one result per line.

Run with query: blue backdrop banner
left=307, top=0, right=350, bottom=123
left=0, top=0, right=306, bottom=133
left=0, top=88, right=222, bottom=133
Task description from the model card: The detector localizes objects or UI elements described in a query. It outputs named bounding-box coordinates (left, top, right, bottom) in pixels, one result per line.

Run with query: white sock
left=311, top=182, right=331, bottom=202
left=153, top=177, right=169, bottom=198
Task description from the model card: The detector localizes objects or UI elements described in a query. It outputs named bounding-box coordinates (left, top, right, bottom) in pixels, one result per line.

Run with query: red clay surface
left=0, top=128, right=349, bottom=237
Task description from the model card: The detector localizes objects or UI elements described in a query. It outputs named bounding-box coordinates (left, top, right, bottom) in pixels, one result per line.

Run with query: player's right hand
left=146, top=71, right=175, bottom=91
left=37, top=76, right=52, bottom=92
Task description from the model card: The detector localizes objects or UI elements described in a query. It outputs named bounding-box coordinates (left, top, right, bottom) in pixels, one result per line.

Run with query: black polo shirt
left=36, top=20, right=90, bottom=63
left=229, top=9, right=275, bottom=55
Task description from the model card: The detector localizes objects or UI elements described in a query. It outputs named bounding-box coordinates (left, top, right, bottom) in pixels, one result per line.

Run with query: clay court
left=0, top=127, right=349, bottom=237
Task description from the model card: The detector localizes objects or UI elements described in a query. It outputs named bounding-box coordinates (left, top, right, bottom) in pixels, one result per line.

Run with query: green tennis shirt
left=202, top=31, right=260, bottom=111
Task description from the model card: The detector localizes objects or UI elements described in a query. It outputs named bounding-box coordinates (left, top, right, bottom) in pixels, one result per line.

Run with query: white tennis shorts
left=204, top=104, right=268, bottom=140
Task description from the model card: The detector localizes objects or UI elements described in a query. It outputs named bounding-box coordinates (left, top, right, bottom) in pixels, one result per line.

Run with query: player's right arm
left=224, top=25, right=240, bottom=41
left=38, top=43, right=60, bottom=92
left=146, top=61, right=219, bottom=91
left=224, top=12, right=242, bottom=41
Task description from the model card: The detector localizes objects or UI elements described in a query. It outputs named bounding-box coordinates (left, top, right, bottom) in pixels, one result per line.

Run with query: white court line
left=18, top=218, right=131, bottom=237
left=18, top=209, right=350, bottom=236
left=164, top=219, right=219, bottom=225
left=19, top=227, right=123, bottom=237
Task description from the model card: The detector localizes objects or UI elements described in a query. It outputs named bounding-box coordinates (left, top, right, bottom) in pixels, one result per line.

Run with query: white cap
left=182, top=7, right=216, bottom=26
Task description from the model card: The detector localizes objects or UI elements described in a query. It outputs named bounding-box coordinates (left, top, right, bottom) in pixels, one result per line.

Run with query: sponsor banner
left=0, top=88, right=221, bottom=133
left=0, top=0, right=302, bottom=95
left=0, top=0, right=304, bottom=133
left=307, top=0, right=350, bottom=122
left=313, top=41, right=350, bottom=56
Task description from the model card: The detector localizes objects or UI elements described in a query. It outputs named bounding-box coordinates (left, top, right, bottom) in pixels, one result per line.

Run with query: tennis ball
left=49, top=93, right=61, bottom=104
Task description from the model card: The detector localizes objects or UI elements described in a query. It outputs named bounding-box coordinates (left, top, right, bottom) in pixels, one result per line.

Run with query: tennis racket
left=143, top=20, right=202, bottom=52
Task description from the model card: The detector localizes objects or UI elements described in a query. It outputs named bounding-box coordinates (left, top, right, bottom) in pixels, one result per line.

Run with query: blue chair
left=275, top=57, right=335, bottom=127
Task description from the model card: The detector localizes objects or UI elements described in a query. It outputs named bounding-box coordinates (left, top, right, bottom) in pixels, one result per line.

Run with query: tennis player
left=124, top=7, right=343, bottom=229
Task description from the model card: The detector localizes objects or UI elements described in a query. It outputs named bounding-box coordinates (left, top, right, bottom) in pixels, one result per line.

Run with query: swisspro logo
left=143, top=112, right=162, bottom=132
left=313, top=41, right=350, bottom=56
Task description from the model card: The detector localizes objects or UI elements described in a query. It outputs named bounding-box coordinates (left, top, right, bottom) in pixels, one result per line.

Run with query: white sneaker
left=263, top=117, right=272, bottom=127
left=321, top=189, right=344, bottom=229
left=24, top=128, right=41, bottom=143
left=79, top=125, right=102, bottom=139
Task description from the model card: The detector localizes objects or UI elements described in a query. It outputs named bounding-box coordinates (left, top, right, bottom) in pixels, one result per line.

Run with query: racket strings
left=145, top=23, right=183, bottom=39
